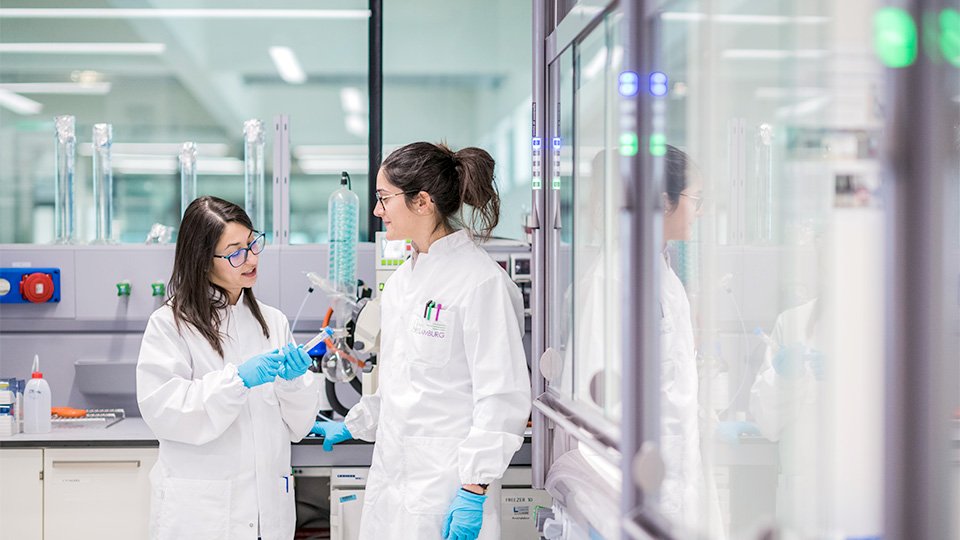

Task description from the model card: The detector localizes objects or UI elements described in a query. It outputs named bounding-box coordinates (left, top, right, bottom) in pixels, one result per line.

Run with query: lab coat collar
left=208, top=286, right=246, bottom=310
left=410, top=229, right=472, bottom=267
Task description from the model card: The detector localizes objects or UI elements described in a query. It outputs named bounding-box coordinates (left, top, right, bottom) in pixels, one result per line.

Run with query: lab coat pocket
left=407, top=306, right=456, bottom=367
left=401, top=436, right=462, bottom=515
left=157, top=477, right=230, bottom=540
left=272, top=475, right=297, bottom=539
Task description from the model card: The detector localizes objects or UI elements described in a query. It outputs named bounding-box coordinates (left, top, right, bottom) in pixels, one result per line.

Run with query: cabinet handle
left=51, top=460, right=141, bottom=468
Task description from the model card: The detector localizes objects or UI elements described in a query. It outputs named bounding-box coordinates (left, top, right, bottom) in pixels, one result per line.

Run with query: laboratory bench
left=0, top=419, right=536, bottom=540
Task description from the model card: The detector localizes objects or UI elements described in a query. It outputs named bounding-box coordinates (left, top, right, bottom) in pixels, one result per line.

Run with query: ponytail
left=454, top=147, right=499, bottom=240
left=380, top=142, right=501, bottom=240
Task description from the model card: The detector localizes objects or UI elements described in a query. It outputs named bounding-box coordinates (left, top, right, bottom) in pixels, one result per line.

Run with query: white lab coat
left=749, top=300, right=820, bottom=535
left=137, top=291, right=322, bottom=540
left=344, top=230, right=531, bottom=539
left=659, top=254, right=723, bottom=538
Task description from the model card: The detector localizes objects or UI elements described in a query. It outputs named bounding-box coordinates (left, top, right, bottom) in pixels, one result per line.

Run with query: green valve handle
left=116, top=281, right=131, bottom=297
left=151, top=281, right=166, bottom=297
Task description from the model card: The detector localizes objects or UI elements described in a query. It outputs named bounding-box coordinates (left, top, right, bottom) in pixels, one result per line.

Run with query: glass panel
left=0, top=0, right=369, bottom=244
left=652, top=1, right=886, bottom=537
left=553, top=11, right=622, bottom=424
left=379, top=1, right=532, bottom=242
left=945, top=3, right=960, bottom=534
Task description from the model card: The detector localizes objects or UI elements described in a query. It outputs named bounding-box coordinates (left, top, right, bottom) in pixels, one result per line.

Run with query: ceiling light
left=293, top=144, right=367, bottom=158
left=78, top=142, right=230, bottom=158
left=755, top=87, right=827, bottom=99
left=298, top=157, right=369, bottom=175
left=268, top=46, right=306, bottom=84
left=112, top=156, right=242, bottom=175
left=661, top=13, right=828, bottom=25
left=345, top=114, right=366, bottom=137
left=0, top=42, right=165, bottom=54
left=0, top=82, right=111, bottom=94
left=0, top=8, right=369, bottom=20
left=0, top=89, right=42, bottom=115
left=722, top=49, right=829, bottom=60
left=340, top=87, right=363, bottom=113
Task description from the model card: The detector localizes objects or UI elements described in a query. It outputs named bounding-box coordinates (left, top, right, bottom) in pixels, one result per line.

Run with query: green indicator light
left=874, top=7, right=917, bottom=68
left=649, top=134, right=666, bottom=157
left=619, top=132, right=638, bottom=156
left=941, top=9, right=960, bottom=67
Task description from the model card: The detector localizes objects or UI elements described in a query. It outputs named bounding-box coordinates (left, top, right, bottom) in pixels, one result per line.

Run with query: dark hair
left=664, top=144, right=697, bottom=211
left=168, top=196, right=270, bottom=357
left=380, top=142, right=500, bottom=240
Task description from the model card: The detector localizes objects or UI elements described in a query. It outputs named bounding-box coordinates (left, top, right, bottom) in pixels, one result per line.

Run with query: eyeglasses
left=214, top=232, right=266, bottom=268
left=375, top=189, right=415, bottom=212
left=679, top=192, right=704, bottom=212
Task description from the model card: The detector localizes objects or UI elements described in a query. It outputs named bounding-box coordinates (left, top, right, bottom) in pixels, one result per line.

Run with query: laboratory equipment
left=0, top=268, right=60, bottom=304
left=53, top=115, right=77, bottom=244
left=304, top=327, right=335, bottom=352
left=328, top=172, right=359, bottom=304
left=179, top=142, right=197, bottom=218
left=91, top=123, right=114, bottom=244
left=22, top=355, right=51, bottom=434
left=243, top=119, right=266, bottom=230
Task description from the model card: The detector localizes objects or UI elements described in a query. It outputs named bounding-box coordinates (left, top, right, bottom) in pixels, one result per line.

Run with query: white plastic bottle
left=23, top=355, right=51, bottom=434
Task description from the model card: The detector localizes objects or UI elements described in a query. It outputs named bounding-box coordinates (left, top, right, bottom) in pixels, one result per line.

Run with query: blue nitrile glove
left=806, top=348, right=826, bottom=381
left=716, top=420, right=762, bottom=444
left=237, top=351, right=284, bottom=388
left=278, top=343, right=312, bottom=380
left=442, top=489, right=486, bottom=540
left=311, top=421, right=352, bottom=451
left=771, top=343, right=806, bottom=379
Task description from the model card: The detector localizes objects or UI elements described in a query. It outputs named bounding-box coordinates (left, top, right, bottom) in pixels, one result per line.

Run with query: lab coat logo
left=423, top=300, right=443, bottom=321
left=412, top=300, right=447, bottom=339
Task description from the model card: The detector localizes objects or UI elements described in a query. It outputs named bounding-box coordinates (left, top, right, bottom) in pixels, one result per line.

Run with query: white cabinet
left=0, top=448, right=44, bottom=540
left=43, top=447, right=157, bottom=540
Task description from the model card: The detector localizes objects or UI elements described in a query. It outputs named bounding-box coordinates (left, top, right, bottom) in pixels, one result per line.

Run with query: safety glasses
left=214, top=232, right=266, bottom=268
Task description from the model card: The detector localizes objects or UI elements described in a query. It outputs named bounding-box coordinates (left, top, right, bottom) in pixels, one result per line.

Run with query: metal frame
left=272, top=114, right=290, bottom=245
left=530, top=0, right=549, bottom=490
left=366, top=0, right=383, bottom=242
left=883, top=0, right=959, bottom=537
left=621, top=0, right=668, bottom=536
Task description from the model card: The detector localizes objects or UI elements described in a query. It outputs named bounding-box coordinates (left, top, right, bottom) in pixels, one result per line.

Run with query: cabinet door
left=43, top=447, right=158, bottom=540
left=0, top=448, right=43, bottom=540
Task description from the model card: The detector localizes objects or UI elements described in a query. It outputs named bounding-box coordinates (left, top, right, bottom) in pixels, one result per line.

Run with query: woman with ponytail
left=311, top=142, right=531, bottom=539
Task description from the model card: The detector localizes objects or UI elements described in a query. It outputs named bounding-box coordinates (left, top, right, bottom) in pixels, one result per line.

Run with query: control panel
left=0, top=268, right=61, bottom=304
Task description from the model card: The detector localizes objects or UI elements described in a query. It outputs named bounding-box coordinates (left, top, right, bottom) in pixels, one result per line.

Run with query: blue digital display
left=649, top=71, right=668, bottom=96
left=618, top=71, right=640, bottom=96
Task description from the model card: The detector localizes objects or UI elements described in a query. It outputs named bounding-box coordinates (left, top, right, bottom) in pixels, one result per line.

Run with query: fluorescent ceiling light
left=0, top=89, right=42, bottom=115
left=112, top=155, right=242, bottom=175
left=775, top=96, right=832, bottom=119
left=78, top=142, right=229, bottom=158
left=723, top=49, right=829, bottom=60
left=0, top=82, right=111, bottom=95
left=661, top=13, right=828, bottom=25
left=298, top=157, right=369, bottom=175
left=0, top=9, right=370, bottom=20
left=269, top=46, right=306, bottom=84
left=755, top=87, right=827, bottom=99
left=0, top=43, right=165, bottom=54
left=345, top=114, right=367, bottom=137
left=340, top=87, right=363, bottom=113
left=294, top=145, right=368, bottom=159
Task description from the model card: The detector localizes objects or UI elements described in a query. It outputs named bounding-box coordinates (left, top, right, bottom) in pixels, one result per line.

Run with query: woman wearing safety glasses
left=136, top=196, right=323, bottom=540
